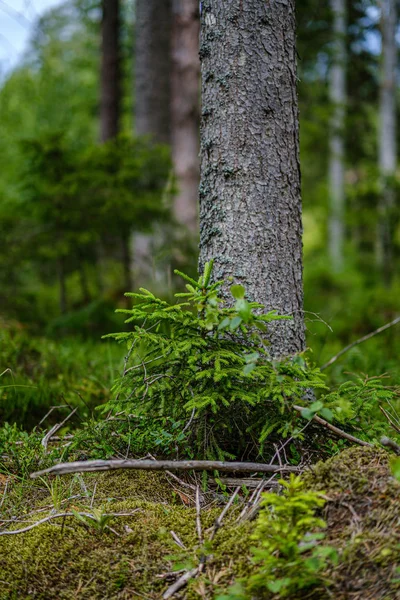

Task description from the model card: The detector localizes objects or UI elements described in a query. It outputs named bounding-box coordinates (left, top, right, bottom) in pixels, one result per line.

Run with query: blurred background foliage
left=0, top=0, right=400, bottom=428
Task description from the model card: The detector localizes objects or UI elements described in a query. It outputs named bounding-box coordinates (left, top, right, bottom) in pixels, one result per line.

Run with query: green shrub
left=218, top=475, right=338, bottom=599
left=102, top=261, right=326, bottom=460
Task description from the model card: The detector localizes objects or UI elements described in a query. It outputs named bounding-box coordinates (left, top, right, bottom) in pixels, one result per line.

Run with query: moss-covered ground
left=0, top=447, right=399, bottom=599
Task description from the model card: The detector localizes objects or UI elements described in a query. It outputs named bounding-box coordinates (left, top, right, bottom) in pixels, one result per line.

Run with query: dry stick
left=41, top=407, right=78, bottom=452
left=195, top=486, right=203, bottom=545
left=0, top=510, right=141, bottom=536
left=209, top=487, right=240, bottom=542
left=379, top=406, right=400, bottom=435
left=163, top=568, right=200, bottom=600
left=30, top=459, right=299, bottom=480
left=38, top=405, right=69, bottom=427
left=292, top=405, right=372, bottom=447
left=0, top=481, right=9, bottom=512
left=163, top=487, right=240, bottom=599
left=170, top=530, right=186, bottom=550
left=380, top=436, right=400, bottom=455
left=321, top=315, right=400, bottom=371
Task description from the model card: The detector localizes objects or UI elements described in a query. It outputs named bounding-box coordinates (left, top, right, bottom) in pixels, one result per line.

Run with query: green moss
left=303, top=447, right=400, bottom=600
left=1, top=448, right=400, bottom=599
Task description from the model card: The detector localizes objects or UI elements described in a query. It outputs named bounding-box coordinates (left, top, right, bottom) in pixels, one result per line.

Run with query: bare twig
left=0, top=510, right=141, bottom=536
left=163, top=487, right=241, bottom=598
left=293, top=405, right=372, bottom=447
left=379, top=406, right=400, bottom=435
left=41, top=407, right=78, bottom=452
left=0, top=481, right=9, bottom=512
left=209, top=487, right=240, bottom=542
left=38, top=405, right=69, bottom=427
left=321, top=316, right=400, bottom=370
left=162, top=567, right=199, bottom=599
left=381, top=436, right=400, bottom=455
left=212, top=477, right=278, bottom=489
left=195, top=486, right=203, bottom=545
left=31, top=459, right=299, bottom=480
left=170, top=531, right=186, bottom=550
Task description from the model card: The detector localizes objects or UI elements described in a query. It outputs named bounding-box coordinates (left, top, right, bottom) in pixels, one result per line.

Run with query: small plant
left=102, top=261, right=326, bottom=460
left=218, top=475, right=338, bottom=599
left=71, top=506, right=114, bottom=534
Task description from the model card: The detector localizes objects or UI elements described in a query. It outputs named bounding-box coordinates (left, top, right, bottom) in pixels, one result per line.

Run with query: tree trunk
left=121, top=235, right=133, bottom=294
left=133, top=0, right=172, bottom=285
left=328, top=0, right=346, bottom=273
left=377, top=0, right=397, bottom=284
left=171, top=0, right=200, bottom=234
left=198, top=0, right=305, bottom=359
left=135, top=0, right=172, bottom=144
left=58, top=256, right=67, bottom=314
left=100, top=0, right=121, bottom=142
left=79, top=262, right=91, bottom=304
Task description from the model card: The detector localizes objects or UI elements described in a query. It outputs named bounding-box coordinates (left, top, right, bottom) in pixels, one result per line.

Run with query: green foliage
left=0, top=325, right=124, bottom=429
left=218, top=475, right=338, bottom=599
left=102, top=262, right=326, bottom=460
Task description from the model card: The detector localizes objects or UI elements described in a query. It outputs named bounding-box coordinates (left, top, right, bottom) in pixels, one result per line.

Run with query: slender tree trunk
left=133, top=0, right=172, bottom=285
left=135, top=0, right=172, bottom=143
left=79, top=262, right=91, bottom=304
left=198, top=1, right=305, bottom=359
left=121, top=235, right=132, bottom=294
left=377, top=0, right=397, bottom=284
left=171, top=0, right=200, bottom=234
left=58, top=257, right=67, bottom=314
left=100, top=0, right=121, bottom=142
left=328, top=0, right=346, bottom=273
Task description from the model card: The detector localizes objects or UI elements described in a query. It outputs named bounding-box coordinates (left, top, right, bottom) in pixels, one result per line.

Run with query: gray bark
left=328, top=0, right=346, bottom=273
left=100, top=0, right=121, bottom=142
left=135, top=0, right=172, bottom=144
left=171, top=0, right=200, bottom=233
left=377, top=0, right=397, bottom=283
left=198, top=0, right=305, bottom=358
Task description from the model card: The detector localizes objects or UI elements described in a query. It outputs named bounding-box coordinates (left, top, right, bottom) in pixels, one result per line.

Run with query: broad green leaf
left=230, top=316, right=242, bottom=330
left=230, top=284, right=245, bottom=299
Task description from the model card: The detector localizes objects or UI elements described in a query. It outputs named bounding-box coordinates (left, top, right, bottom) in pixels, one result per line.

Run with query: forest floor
left=0, top=446, right=399, bottom=600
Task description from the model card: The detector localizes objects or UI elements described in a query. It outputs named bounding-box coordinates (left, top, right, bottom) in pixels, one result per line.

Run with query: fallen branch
left=0, top=510, right=140, bottom=536
left=30, top=459, right=299, bottom=480
left=321, top=316, right=400, bottom=371
left=41, top=407, right=78, bottom=452
left=162, top=567, right=199, bottom=599
left=380, top=436, right=400, bottom=456
left=162, top=487, right=240, bottom=599
left=293, top=405, right=372, bottom=447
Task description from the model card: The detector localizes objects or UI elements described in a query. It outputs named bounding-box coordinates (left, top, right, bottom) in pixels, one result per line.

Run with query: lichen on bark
left=198, top=0, right=305, bottom=359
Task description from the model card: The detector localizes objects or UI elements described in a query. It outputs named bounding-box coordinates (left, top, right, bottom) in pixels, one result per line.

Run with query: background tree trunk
left=100, top=0, right=121, bottom=142
left=328, top=0, right=346, bottom=273
left=198, top=0, right=305, bottom=359
left=377, top=0, right=397, bottom=284
left=133, top=0, right=172, bottom=284
left=171, top=0, right=200, bottom=234
left=135, top=0, right=172, bottom=144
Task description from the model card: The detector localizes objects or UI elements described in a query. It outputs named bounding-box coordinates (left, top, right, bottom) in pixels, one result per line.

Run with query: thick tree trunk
left=171, top=0, right=200, bottom=234
left=198, top=0, right=305, bottom=359
left=377, top=0, right=397, bottom=284
left=100, top=0, right=121, bottom=142
left=135, top=0, right=172, bottom=144
left=328, top=0, right=346, bottom=273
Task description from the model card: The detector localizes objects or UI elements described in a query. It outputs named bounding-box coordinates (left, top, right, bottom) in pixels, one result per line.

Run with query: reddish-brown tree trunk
left=171, top=0, right=200, bottom=234
left=100, top=0, right=121, bottom=142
